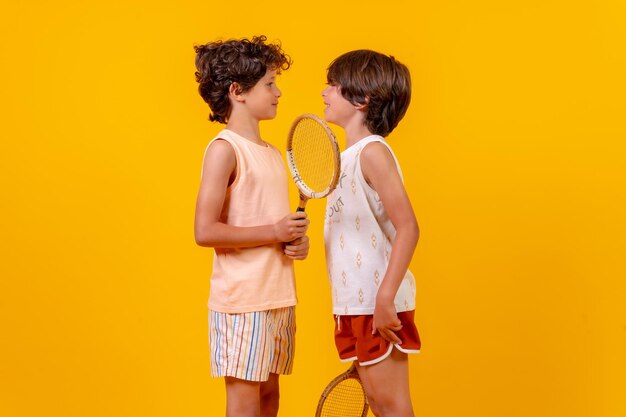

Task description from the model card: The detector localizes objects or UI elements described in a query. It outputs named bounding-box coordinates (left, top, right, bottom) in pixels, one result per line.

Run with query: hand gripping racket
left=315, top=363, right=369, bottom=417
left=286, top=113, right=341, bottom=211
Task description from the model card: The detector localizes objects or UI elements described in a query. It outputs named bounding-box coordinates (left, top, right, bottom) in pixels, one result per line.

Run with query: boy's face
left=321, top=83, right=359, bottom=128
left=241, top=69, right=282, bottom=121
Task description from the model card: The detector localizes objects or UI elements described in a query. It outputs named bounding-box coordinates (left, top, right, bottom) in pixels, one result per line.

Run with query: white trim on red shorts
left=352, top=343, right=420, bottom=366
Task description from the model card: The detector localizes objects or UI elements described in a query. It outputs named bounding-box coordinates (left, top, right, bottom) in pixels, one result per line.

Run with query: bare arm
left=194, top=139, right=309, bottom=248
left=361, top=142, right=419, bottom=343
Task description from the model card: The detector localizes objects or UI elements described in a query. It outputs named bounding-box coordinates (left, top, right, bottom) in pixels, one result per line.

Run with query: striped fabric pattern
left=209, top=307, right=296, bottom=382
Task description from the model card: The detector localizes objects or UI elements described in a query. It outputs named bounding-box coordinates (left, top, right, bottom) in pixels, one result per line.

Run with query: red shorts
left=334, top=311, right=421, bottom=366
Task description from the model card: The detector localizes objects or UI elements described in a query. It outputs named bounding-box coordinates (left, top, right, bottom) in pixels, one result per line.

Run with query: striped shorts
left=209, top=306, right=296, bottom=382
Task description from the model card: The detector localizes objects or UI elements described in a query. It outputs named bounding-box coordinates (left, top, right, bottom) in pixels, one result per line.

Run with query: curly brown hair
left=327, top=50, right=411, bottom=137
left=194, top=35, right=292, bottom=124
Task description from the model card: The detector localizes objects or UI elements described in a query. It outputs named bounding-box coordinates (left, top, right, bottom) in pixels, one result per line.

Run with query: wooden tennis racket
left=286, top=113, right=341, bottom=212
left=315, top=363, right=369, bottom=417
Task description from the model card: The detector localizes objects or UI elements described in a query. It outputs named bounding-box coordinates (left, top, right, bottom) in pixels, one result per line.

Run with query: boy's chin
left=260, top=111, right=278, bottom=121
left=324, top=115, right=339, bottom=126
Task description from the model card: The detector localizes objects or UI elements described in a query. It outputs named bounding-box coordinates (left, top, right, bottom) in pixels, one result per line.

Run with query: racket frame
left=315, top=363, right=369, bottom=417
left=286, top=113, right=341, bottom=211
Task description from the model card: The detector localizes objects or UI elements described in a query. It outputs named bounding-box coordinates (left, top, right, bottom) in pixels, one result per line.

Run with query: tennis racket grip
left=289, top=199, right=306, bottom=245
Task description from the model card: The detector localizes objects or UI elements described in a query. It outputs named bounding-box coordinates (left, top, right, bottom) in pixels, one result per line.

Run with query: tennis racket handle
left=297, top=196, right=308, bottom=212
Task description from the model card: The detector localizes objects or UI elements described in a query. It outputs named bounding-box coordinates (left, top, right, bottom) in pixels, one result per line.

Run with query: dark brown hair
left=327, top=50, right=411, bottom=137
left=194, top=35, right=292, bottom=124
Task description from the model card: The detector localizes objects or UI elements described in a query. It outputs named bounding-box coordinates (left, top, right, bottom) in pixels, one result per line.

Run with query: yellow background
left=1, top=1, right=625, bottom=416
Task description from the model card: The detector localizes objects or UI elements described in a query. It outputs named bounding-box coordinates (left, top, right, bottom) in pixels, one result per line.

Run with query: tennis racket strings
left=318, top=377, right=369, bottom=417
left=288, top=116, right=339, bottom=197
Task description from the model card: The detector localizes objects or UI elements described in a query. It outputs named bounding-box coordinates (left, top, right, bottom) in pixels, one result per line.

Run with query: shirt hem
left=209, top=299, right=297, bottom=314
left=332, top=306, right=416, bottom=316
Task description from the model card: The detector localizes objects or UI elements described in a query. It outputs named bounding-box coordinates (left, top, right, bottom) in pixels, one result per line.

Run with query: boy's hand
left=372, top=300, right=403, bottom=344
left=274, top=212, right=309, bottom=242
left=284, top=235, right=309, bottom=260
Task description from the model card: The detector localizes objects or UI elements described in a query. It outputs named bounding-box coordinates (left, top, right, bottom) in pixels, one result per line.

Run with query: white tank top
left=324, top=136, right=416, bottom=315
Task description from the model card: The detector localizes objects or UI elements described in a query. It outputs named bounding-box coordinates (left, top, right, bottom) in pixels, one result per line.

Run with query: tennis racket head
left=286, top=113, right=341, bottom=211
left=315, top=364, right=369, bottom=417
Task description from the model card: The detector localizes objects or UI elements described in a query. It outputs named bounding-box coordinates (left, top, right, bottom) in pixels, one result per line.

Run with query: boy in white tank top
left=322, top=50, right=421, bottom=417
left=193, top=36, right=310, bottom=417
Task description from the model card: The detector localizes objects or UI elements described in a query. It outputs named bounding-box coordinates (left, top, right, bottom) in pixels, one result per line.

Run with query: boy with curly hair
left=194, top=35, right=309, bottom=417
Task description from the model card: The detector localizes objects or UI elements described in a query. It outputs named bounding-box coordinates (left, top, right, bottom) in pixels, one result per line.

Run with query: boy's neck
left=344, top=119, right=374, bottom=148
left=225, top=118, right=264, bottom=145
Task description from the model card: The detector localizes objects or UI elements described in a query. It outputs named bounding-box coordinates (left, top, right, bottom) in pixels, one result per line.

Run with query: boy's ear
left=354, top=96, right=370, bottom=111
left=229, top=82, right=245, bottom=101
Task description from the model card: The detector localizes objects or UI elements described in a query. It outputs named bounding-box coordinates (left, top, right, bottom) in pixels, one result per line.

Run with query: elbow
left=195, top=227, right=216, bottom=247
left=195, top=233, right=209, bottom=247
left=395, top=220, right=420, bottom=249
left=195, top=236, right=209, bottom=247
left=407, top=219, right=420, bottom=246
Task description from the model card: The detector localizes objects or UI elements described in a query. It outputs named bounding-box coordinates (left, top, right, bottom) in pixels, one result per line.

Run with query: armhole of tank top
left=356, top=139, right=404, bottom=194
left=203, top=136, right=241, bottom=190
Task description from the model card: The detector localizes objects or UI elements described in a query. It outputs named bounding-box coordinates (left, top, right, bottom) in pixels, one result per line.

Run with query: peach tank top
left=204, top=129, right=296, bottom=313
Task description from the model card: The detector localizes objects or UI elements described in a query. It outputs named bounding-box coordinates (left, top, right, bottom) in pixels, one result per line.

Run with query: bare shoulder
left=360, top=141, right=396, bottom=170
left=204, top=138, right=235, bottom=165
left=205, top=138, right=235, bottom=158
left=202, top=138, right=237, bottom=183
